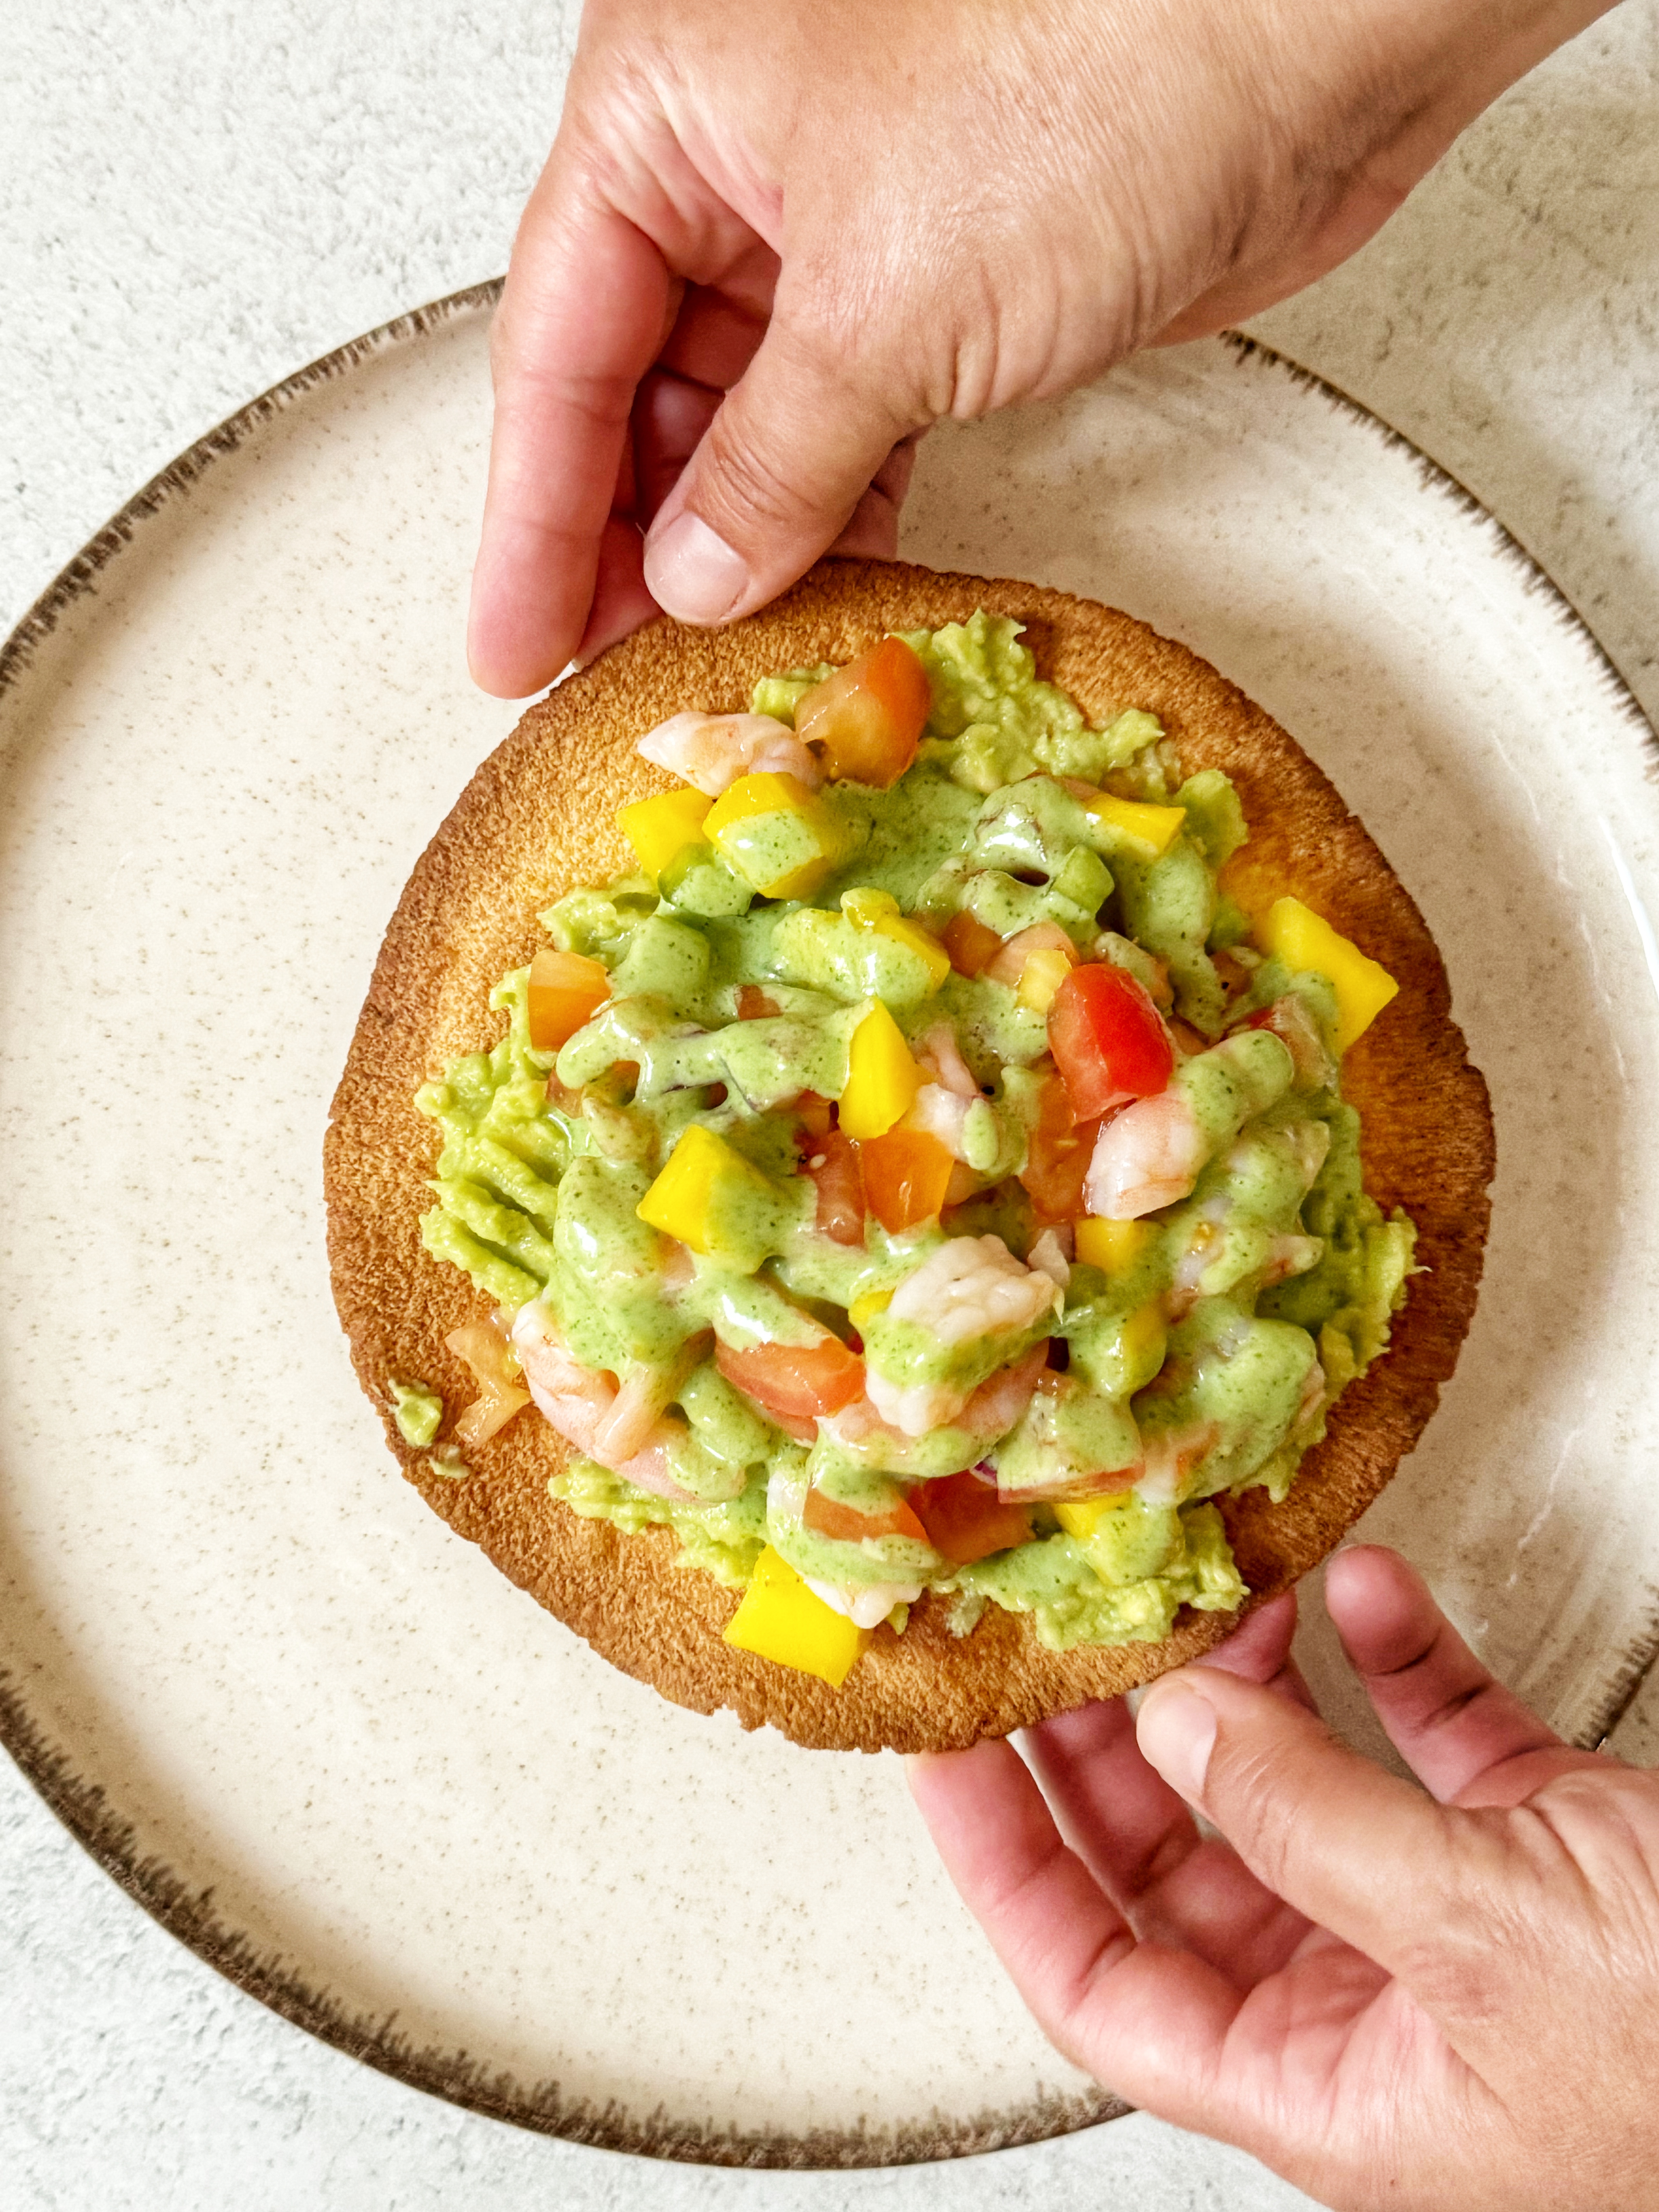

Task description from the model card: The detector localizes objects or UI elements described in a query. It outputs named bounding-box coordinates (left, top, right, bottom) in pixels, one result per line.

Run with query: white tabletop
left=4, top=4, right=1657, bottom=2205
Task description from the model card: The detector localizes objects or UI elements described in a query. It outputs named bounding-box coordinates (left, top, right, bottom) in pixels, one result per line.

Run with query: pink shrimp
left=1085, top=1089, right=1208, bottom=1219
left=510, top=1304, right=699, bottom=1502
left=635, top=711, right=821, bottom=795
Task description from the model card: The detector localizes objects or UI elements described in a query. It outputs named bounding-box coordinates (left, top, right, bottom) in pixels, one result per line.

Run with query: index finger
left=469, top=171, right=672, bottom=697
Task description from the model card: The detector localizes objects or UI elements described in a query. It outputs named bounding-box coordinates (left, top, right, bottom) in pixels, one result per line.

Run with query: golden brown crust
left=324, top=558, right=1494, bottom=1752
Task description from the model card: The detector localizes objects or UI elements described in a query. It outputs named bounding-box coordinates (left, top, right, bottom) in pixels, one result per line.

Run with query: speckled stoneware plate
left=2, top=283, right=1657, bottom=2168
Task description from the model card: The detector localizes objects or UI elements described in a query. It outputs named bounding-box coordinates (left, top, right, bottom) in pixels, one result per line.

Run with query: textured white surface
left=2, top=2, right=1657, bottom=2206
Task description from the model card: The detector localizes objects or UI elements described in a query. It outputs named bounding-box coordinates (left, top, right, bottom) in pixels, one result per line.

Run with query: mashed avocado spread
left=411, top=616, right=1414, bottom=1671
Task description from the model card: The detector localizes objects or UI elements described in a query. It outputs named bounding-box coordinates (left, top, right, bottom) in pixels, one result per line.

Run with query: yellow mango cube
left=1016, top=946, right=1074, bottom=1012
left=635, top=1123, right=778, bottom=1264
left=1085, top=793, right=1187, bottom=857
left=1119, top=1299, right=1169, bottom=1382
left=1054, top=1496, right=1127, bottom=1542
left=704, top=771, right=843, bottom=899
left=1075, top=1218, right=1153, bottom=1274
left=1255, top=895, right=1399, bottom=1054
left=847, top=1287, right=893, bottom=1330
left=723, top=1546, right=870, bottom=1686
left=842, top=887, right=952, bottom=993
left=838, top=1001, right=923, bottom=1139
left=616, top=786, right=712, bottom=882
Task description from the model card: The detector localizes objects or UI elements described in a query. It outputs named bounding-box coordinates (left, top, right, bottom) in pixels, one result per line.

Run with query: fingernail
left=1136, top=1683, right=1218, bottom=1802
left=643, top=512, right=750, bottom=626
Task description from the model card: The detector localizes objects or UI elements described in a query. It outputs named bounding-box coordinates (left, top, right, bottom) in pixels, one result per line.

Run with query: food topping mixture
left=408, top=617, right=1413, bottom=1683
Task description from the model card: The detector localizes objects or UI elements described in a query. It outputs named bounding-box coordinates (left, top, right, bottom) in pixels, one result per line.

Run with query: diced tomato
left=911, top=1471, right=1035, bottom=1564
left=941, top=908, right=1003, bottom=979
left=802, top=1486, right=929, bottom=1545
left=803, top=1126, right=866, bottom=1246
left=795, top=637, right=931, bottom=788
left=736, top=984, right=781, bottom=1020
left=716, top=1335, right=866, bottom=1429
left=527, top=948, right=610, bottom=1052
left=1048, top=962, right=1174, bottom=1119
left=1018, top=1072, right=1101, bottom=1224
left=984, top=922, right=1079, bottom=989
left=793, top=1089, right=834, bottom=1139
left=858, top=1127, right=955, bottom=1233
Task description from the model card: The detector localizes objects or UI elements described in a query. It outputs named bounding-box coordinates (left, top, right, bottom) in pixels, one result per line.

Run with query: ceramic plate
left=2, top=285, right=1656, bottom=2168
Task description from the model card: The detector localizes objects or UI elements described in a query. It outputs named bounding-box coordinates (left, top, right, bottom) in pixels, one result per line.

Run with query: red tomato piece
left=794, top=637, right=931, bottom=787
left=857, top=1127, right=955, bottom=1234
left=736, top=984, right=781, bottom=1020
left=803, top=1126, right=866, bottom=1246
left=527, top=948, right=610, bottom=1052
left=941, top=908, right=1003, bottom=979
left=716, top=1336, right=866, bottom=1427
left=793, top=1089, right=833, bottom=1139
left=802, top=1486, right=929, bottom=1545
left=911, top=1472, right=1035, bottom=1565
left=1048, top=963, right=1174, bottom=1120
left=1017, top=1072, right=1101, bottom=1224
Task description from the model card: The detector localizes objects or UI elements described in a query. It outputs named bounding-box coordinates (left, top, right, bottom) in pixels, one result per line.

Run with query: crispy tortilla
left=324, top=558, right=1493, bottom=1752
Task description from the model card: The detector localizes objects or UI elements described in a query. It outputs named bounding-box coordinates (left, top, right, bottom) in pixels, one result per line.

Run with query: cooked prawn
left=1085, top=1090, right=1207, bottom=1219
left=635, top=711, right=821, bottom=796
left=804, top=1577, right=924, bottom=1630
left=866, top=1238, right=1059, bottom=1433
left=511, top=1303, right=697, bottom=1501
left=826, top=1342, right=1049, bottom=1459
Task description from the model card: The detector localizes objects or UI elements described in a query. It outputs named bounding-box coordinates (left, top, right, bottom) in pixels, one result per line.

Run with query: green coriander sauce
left=413, top=615, right=1414, bottom=1656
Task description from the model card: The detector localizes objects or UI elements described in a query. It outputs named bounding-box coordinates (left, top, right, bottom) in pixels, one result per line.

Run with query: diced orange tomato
left=795, top=636, right=931, bottom=787
left=802, top=1125, right=866, bottom=1245
left=911, top=1472, right=1036, bottom=1565
left=736, top=984, right=781, bottom=1020
left=716, top=1335, right=866, bottom=1430
left=941, top=908, right=1004, bottom=978
left=1048, top=962, right=1173, bottom=1119
left=802, top=1486, right=929, bottom=1545
left=857, top=1127, right=955, bottom=1233
left=526, top=948, right=610, bottom=1053
left=1018, top=1072, right=1101, bottom=1224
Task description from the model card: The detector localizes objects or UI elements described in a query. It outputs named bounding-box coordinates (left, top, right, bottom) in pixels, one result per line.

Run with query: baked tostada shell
left=323, top=557, right=1494, bottom=1752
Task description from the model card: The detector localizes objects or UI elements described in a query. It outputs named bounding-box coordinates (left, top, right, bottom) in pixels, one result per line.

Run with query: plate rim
left=0, top=277, right=1654, bottom=2167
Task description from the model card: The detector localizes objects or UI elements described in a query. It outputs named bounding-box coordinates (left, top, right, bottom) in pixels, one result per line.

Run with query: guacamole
left=410, top=615, right=1413, bottom=1668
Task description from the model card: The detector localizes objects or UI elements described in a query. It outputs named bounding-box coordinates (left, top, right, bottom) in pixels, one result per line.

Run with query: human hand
left=909, top=1546, right=1659, bottom=2212
left=468, top=0, right=1611, bottom=695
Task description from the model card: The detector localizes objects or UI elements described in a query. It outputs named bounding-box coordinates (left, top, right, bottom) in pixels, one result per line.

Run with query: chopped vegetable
left=616, top=786, right=712, bottom=881
left=635, top=1124, right=784, bottom=1267
left=795, top=636, right=931, bottom=787
left=858, top=1126, right=955, bottom=1233
left=446, top=1319, right=532, bottom=1448
left=802, top=1125, right=866, bottom=1245
left=722, top=1544, right=871, bottom=1684
left=527, top=948, right=611, bottom=1053
left=912, top=1471, right=1035, bottom=1564
left=1075, top=1217, right=1154, bottom=1274
left=842, top=886, right=951, bottom=991
left=704, top=771, right=844, bottom=898
left=839, top=1001, right=924, bottom=1139
left=1085, top=791, right=1187, bottom=856
left=941, top=908, right=1003, bottom=978
left=1018, top=1072, right=1099, bottom=1224
left=1255, top=896, right=1399, bottom=1053
left=716, top=1334, right=866, bottom=1426
left=802, top=1485, right=929, bottom=1544
left=1048, top=962, right=1174, bottom=1119
left=1017, top=945, right=1075, bottom=1012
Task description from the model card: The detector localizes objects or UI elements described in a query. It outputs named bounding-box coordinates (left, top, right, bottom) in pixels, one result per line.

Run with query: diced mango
left=704, top=771, right=843, bottom=899
left=635, top=1123, right=781, bottom=1265
left=1085, top=793, right=1187, bottom=857
left=848, top=1287, right=893, bottom=1331
left=1120, top=1299, right=1169, bottom=1381
left=1054, top=1496, right=1126, bottom=1541
left=838, top=1002, right=924, bottom=1140
left=616, top=786, right=712, bottom=882
left=526, top=948, right=611, bottom=1052
left=722, top=1545, right=870, bottom=1685
left=1075, top=1218, right=1152, bottom=1274
left=842, top=886, right=951, bottom=992
left=1255, top=895, right=1398, bottom=1054
left=1016, top=946, right=1075, bottom=1013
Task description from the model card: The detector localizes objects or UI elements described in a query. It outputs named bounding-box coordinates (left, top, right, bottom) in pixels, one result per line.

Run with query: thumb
left=641, top=310, right=917, bottom=626
left=1135, top=1662, right=1497, bottom=1977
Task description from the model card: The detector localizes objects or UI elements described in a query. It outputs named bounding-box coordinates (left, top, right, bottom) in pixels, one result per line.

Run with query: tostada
left=324, top=560, right=1492, bottom=1752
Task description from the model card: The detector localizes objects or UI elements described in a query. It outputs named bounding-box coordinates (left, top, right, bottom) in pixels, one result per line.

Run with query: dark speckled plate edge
left=1, top=280, right=1655, bottom=2166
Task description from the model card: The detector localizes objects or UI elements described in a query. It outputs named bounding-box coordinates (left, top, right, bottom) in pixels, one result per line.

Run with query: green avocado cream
left=412, top=614, right=1415, bottom=1667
